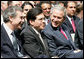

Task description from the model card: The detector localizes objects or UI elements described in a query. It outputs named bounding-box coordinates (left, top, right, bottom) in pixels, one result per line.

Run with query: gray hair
left=3, top=6, right=22, bottom=23
left=50, top=4, right=66, bottom=18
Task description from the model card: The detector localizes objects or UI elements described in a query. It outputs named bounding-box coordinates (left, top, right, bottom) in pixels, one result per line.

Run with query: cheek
left=43, top=10, right=47, bottom=13
left=14, top=18, right=21, bottom=24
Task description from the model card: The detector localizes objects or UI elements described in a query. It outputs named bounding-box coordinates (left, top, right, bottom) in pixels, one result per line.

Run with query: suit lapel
left=1, top=25, right=14, bottom=48
left=66, top=17, right=73, bottom=28
left=53, top=30, right=70, bottom=43
left=28, top=25, right=46, bottom=49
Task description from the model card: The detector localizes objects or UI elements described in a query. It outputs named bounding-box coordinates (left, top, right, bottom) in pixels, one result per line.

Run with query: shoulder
left=73, top=15, right=80, bottom=21
left=42, top=23, right=54, bottom=37
left=77, top=20, right=83, bottom=31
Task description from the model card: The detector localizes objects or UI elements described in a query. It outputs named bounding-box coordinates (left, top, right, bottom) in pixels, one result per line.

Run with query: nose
left=42, top=20, right=45, bottom=24
left=21, top=18, right=25, bottom=23
left=46, top=8, right=50, bottom=12
left=72, top=7, right=76, bottom=11
left=54, top=17, right=59, bottom=21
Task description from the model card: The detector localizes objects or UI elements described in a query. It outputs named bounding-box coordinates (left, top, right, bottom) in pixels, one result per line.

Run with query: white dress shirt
left=66, top=15, right=74, bottom=24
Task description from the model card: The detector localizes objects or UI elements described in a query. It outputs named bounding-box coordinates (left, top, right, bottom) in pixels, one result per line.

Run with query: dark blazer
left=74, top=20, right=83, bottom=50
left=42, top=22, right=83, bottom=58
left=63, top=15, right=80, bottom=33
left=20, top=24, right=50, bottom=58
left=1, top=24, right=29, bottom=58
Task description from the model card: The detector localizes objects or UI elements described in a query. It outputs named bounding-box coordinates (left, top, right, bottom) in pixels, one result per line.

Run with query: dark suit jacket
left=20, top=24, right=50, bottom=58
left=1, top=24, right=29, bottom=58
left=42, top=22, right=79, bottom=58
left=63, top=15, right=80, bottom=33
left=74, top=20, right=83, bottom=50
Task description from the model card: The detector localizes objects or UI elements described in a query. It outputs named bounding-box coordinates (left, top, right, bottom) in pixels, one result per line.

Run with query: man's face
left=51, top=9, right=64, bottom=28
left=30, top=13, right=45, bottom=30
left=1, top=2, right=8, bottom=11
left=41, top=3, right=51, bottom=18
left=23, top=5, right=33, bottom=16
left=11, top=11, right=24, bottom=29
left=66, top=2, right=76, bottom=17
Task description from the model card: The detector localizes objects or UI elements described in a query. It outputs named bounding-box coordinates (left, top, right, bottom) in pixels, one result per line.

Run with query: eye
left=20, top=16, right=25, bottom=19
left=48, top=8, right=51, bottom=10
left=24, top=9, right=29, bottom=11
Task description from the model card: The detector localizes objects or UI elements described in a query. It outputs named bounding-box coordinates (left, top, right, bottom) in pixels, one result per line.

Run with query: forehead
left=41, top=3, right=51, bottom=8
left=24, top=5, right=32, bottom=9
left=52, top=9, right=64, bottom=16
left=1, top=1, right=8, bottom=4
left=12, top=1, right=20, bottom=5
left=36, top=13, right=44, bottom=19
left=67, top=2, right=76, bottom=7
left=16, top=10, right=22, bottom=16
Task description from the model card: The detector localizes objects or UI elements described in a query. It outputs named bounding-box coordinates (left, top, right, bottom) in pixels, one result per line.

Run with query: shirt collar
left=66, top=15, right=74, bottom=23
left=3, top=23, right=13, bottom=35
left=32, top=27, right=40, bottom=35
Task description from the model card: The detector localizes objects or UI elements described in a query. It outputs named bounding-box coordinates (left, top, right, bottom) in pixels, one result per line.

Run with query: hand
left=22, top=55, right=31, bottom=58
left=74, top=49, right=81, bottom=53
left=51, top=56, right=59, bottom=58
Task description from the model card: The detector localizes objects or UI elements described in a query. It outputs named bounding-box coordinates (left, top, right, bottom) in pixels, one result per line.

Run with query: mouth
left=18, top=22, right=24, bottom=28
left=53, top=21, right=61, bottom=27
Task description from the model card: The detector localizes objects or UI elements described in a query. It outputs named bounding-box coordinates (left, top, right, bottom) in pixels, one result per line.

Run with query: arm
left=1, top=37, right=17, bottom=58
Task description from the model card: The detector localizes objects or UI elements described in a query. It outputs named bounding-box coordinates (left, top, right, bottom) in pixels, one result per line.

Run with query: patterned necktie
left=60, top=28, right=68, bottom=40
left=71, top=19, right=76, bottom=32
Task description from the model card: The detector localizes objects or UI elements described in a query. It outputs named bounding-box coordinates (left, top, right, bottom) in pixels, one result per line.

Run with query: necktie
left=71, top=19, right=76, bottom=32
left=37, top=33, right=49, bottom=56
left=60, top=28, right=68, bottom=40
left=11, top=32, right=23, bottom=57
left=38, top=33, right=46, bottom=50
left=11, top=32, right=18, bottom=50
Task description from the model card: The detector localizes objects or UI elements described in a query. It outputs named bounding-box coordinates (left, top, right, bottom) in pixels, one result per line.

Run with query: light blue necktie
left=11, top=32, right=24, bottom=57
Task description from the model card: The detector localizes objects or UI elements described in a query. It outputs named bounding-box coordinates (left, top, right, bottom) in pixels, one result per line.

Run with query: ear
left=9, top=16, right=13, bottom=22
left=29, top=20, right=34, bottom=26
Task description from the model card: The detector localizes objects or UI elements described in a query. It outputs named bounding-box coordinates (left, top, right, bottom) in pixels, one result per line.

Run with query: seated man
left=1, top=6, right=30, bottom=58
left=42, top=5, right=83, bottom=58
left=20, top=7, right=50, bottom=58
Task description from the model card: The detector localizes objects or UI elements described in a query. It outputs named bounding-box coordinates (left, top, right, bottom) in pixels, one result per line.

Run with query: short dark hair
left=65, top=1, right=77, bottom=8
left=26, top=7, right=43, bottom=25
left=21, top=2, right=34, bottom=9
left=38, top=1, right=51, bottom=8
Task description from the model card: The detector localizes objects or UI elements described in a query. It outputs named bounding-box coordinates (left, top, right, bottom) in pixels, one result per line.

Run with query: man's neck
left=67, top=14, right=73, bottom=18
left=6, top=22, right=15, bottom=31
left=45, top=16, right=49, bottom=19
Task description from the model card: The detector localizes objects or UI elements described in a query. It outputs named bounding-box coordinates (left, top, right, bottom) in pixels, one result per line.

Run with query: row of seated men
left=1, top=1, right=83, bottom=58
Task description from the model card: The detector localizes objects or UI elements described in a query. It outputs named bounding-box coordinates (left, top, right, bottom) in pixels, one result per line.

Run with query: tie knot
left=71, top=18, right=73, bottom=21
left=11, top=32, right=15, bottom=37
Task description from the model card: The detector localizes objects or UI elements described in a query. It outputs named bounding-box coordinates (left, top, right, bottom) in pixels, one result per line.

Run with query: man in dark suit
left=20, top=7, right=50, bottom=58
left=42, top=5, right=83, bottom=58
left=63, top=1, right=80, bottom=34
left=74, top=19, right=83, bottom=50
left=1, top=6, right=30, bottom=58
left=40, top=1, right=51, bottom=25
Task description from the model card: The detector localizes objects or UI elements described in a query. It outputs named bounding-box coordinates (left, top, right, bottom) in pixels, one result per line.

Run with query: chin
left=17, top=26, right=22, bottom=30
left=52, top=23, right=58, bottom=27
